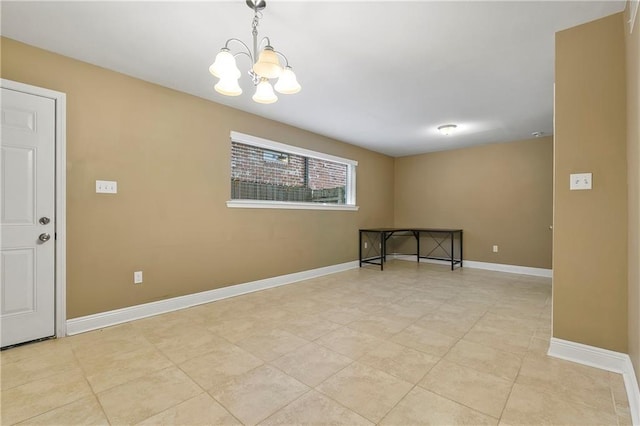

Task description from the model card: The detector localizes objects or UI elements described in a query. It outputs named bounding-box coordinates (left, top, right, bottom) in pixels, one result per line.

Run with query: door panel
left=2, top=146, right=35, bottom=224
left=1, top=88, right=56, bottom=347
left=1, top=248, right=35, bottom=314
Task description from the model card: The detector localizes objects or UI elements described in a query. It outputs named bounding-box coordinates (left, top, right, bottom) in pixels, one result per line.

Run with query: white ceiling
left=1, top=1, right=626, bottom=157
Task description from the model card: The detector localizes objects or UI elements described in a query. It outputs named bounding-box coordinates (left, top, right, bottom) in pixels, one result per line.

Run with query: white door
left=1, top=87, right=56, bottom=347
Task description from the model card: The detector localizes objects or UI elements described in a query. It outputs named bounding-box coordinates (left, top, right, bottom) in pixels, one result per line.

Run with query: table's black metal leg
left=460, top=231, right=463, bottom=268
left=359, top=231, right=362, bottom=268
left=380, top=231, right=385, bottom=271
left=415, top=231, right=420, bottom=263
left=450, top=232, right=454, bottom=270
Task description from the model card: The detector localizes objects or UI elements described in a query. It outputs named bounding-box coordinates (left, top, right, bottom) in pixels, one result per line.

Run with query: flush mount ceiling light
left=532, top=131, right=545, bottom=137
left=437, top=124, right=458, bottom=136
left=209, top=0, right=301, bottom=104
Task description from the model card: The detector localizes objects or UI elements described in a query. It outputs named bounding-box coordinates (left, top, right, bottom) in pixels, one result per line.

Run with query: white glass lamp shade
left=274, top=67, right=301, bottom=94
left=252, top=46, right=282, bottom=79
left=209, top=49, right=241, bottom=79
left=215, top=76, right=242, bottom=96
left=252, top=79, right=278, bottom=104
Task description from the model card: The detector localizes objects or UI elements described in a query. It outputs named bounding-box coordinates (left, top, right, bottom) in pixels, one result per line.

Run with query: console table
left=359, top=228, right=463, bottom=271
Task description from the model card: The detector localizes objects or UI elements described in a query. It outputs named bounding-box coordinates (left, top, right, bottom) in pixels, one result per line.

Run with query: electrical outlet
left=569, top=173, right=592, bottom=190
left=134, top=271, right=143, bottom=284
left=492, top=245, right=499, bottom=253
left=96, top=180, right=118, bottom=194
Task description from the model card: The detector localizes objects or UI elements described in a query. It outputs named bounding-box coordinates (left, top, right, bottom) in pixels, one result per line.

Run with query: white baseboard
left=392, top=254, right=552, bottom=278
left=548, top=337, right=640, bottom=425
left=66, top=261, right=359, bottom=336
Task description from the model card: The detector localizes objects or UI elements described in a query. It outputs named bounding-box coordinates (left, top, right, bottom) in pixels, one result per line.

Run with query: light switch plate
left=96, top=180, right=117, bottom=194
left=570, top=173, right=592, bottom=190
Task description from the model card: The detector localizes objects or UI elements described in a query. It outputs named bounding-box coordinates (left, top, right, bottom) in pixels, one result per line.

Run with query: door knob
left=39, top=217, right=50, bottom=225
left=39, top=233, right=51, bottom=242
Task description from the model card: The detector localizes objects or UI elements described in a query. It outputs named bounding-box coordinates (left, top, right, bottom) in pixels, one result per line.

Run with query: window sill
left=226, top=200, right=359, bottom=211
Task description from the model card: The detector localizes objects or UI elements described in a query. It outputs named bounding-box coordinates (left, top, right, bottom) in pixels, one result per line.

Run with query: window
left=227, top=131, right=358, bottom=211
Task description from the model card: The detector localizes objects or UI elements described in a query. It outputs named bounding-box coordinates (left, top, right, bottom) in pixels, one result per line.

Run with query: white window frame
left=227, top=131, right=359, bottom=211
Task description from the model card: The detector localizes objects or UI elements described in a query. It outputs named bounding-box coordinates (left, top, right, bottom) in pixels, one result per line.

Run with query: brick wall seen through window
left=231, top=142, right=347, bottom=203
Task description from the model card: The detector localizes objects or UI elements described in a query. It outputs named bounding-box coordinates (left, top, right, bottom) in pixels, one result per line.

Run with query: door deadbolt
left=38, top=233, right=51, bottom=242
left=39, top=217, right=50, bottom=225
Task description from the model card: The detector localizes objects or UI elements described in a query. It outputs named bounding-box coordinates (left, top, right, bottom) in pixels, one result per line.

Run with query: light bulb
left=274, top=66, right=301, bottom=94
left=252, top=79, right=278, bottom=104
left=252, top=46, right=282, bottom=79
left=209, top=49, right=241, bottom=79
left=215, top=76, right=242, bottom=96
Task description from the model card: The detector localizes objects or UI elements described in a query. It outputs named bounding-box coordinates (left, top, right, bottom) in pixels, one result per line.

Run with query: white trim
left=463, top=259, right=552, bottom=277
left=392, top=254, right=552, bottom=278
left=226, top=200, right=359, bottom=211
left=66, top=260, right=359, bottom=335
left=231, top=131, right=358, bottom=166
left=1, top=79, right=67, bottom=339
left=548, top=338, right=640, bottom=425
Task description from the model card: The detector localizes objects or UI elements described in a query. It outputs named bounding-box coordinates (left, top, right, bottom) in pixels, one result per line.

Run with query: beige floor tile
left=390, top=324, right=459, bottom=357
left=68, top=323, right=152, bottom=359
left=1, top=345, right=80, bottom=390
left=78, top=344, right=173, bottom=393
left=488, top=305, right=543, bottom=322
left=143, top=323, right=228, bottom=364
left=380, top=386, right=497, bottom=425
left=206, top=316, right=278, bottom=343
left=16, top=395, right=108, bottom=426
left=516, top=354, right=615, bottom=412
left=277, top=314, right=342, bottom=340
left=260, top=390, right=373, bottom=426
left=319, top=305, right=371, bottom=325
left=347, top=314, right=412, bottom=339
left=527, top=336, right=549, bottom=356
left=235, top=328, right=309, bottom=361
left=132, top=310, right=195, bottom=336
left=0, top=369, right=93, bottom=425
left=6, top=265, right=620, bottom=426
left=316, top=362, right=413, bottom=423
left=136, top=393, right=241, bottom=425
left=413, top=314, right=476, bottom=339
left=463, top=324, right=532, bottom=356
left=280, top=298, right=334, bottom=316
left=0, top=338, right=72, bottom=366
left=270, top=342, right=353, bottom=386
left=474, top=312, right=538, bottom=336
left=179, top=341, right=263, bottom=390
left=209, top=364, right=309, bottom=426
left=444, top=339, right=522, bottom=381
left=419, top=359, right=513, bottom=418
left=97, top=366, right=202, bottom=425
left=316, top=327, right=386, bottom=359
left=500, top=382, right=617, bottom=425
left=382, top=300, right=441, bottom=319
left=357, top=341, right=440, bottom=384
left=609, top=371, right=630, bottom=408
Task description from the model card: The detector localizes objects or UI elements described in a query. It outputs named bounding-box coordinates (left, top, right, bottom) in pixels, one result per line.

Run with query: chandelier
left=209, top=0, right=301, bottom=104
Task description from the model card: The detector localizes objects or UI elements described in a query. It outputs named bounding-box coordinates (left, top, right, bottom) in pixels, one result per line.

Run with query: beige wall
left=1, top=37, right=395, bottom=319
left=393, top=138, right=553, bottom=269
left=554, top=13, right=628, bottom=352
left=625, top=2, right=640, bottom=383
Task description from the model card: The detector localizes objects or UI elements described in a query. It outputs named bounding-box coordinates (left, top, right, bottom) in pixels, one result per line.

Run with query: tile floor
left=0, top=261, right=632, bottom=425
